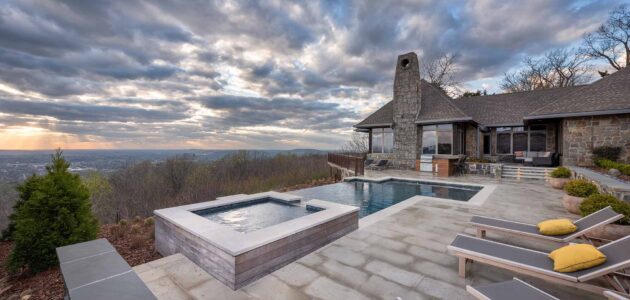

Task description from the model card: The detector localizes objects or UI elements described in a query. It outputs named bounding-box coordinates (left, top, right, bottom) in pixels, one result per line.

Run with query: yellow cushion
left=537, top=219, right=577, bottom=235
left=548, top=244, right=607, bottom=272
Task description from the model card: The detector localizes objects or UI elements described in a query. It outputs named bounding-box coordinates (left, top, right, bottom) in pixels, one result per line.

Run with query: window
left=493, top=125, right=548, bottom=154
left=422, top=124, right=462, bottom=155
left=422, top=125, right=437, bottom=154
left=483, top=133, right=491, bottom=155
left=371, top=128, right=393, bottom=153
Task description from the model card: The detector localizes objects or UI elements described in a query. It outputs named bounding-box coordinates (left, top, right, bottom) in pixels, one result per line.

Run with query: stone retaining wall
left=562, top=114, right=630, bottom=166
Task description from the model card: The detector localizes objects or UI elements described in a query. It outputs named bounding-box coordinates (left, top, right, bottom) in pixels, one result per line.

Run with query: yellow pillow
left=548, top=244, right=606, bottom=272
left=537, top=219, right=577, bottom=235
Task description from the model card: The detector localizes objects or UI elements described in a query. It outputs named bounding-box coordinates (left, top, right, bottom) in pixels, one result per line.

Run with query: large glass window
left=437, top=124, right=453, bottom=154
left=371, top=128, right=393, bottom=153
left=422, top=125, right=437, bottom=154
left=493, top=125, right=547, bottom=154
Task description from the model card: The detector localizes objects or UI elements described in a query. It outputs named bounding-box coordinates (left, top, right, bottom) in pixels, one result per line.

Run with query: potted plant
left=549, top=167, right=571, bottom=189
left=562, top=179, right=598, bottom=214
left=579, top=194, right=630, bottom=240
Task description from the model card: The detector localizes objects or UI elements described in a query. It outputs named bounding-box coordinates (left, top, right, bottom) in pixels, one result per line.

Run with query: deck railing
left=327, top=153, right=366, bottom=176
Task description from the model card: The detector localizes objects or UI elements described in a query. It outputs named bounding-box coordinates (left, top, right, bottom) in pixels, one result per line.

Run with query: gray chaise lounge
left=467, top=277, right=630, bottom=300
left=467, top=277, right=559, bottom=300
left=448, top=234, right=630, bottom=295
left=470, top=206, right=623, bottom=243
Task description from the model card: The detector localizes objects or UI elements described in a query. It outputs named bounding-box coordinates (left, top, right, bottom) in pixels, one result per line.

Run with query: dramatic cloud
left=0, top=0, right=624, bottom=149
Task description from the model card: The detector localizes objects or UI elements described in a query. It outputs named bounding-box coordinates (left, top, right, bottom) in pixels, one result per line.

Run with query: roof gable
left=415, top=80, right=471, bottom=124
left=354, top=100, right=393, bottom=127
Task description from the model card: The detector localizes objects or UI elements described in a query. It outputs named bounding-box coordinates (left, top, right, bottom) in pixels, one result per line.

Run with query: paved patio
left=134, top=170, right=604, bottom=299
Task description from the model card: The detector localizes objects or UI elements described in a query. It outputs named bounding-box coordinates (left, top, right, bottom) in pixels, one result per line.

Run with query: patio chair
left=533, top=152, right=557, bottom=167
left=447, top=234, right=630, bottom=295
left=468, top=277, right=630, bottom=300
left=469, top=206, right=623, bottom=244
left=364, top=158, right=374, bottom=166
left=368, top=159, right=388, bottom=170
left=455, top=155, right=468, bottom=176
left=467, top=277, right=560, bottom=300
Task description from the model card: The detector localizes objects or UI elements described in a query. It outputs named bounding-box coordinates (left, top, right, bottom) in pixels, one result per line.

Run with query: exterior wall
left=562, top=114, right=630, bottom=166
left=464, top=124, right=478, bottom=157
left=546, top=123, right=557, bottom=153
left=392, top=52, right=422, bottom=169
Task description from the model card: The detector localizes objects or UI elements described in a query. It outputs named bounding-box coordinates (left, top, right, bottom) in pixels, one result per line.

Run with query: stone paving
left=135, top=170, right=604, bottom=299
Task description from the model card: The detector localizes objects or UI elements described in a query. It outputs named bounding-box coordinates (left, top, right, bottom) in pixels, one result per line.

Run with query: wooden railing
left=327, top=153, right=366, bottom=176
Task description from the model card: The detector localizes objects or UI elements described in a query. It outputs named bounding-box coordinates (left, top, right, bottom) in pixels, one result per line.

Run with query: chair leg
left=458, top=257, right=468, bottom=278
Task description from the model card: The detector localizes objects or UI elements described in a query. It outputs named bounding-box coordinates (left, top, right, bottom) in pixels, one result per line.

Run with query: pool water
left=194, top=199, right=316, bottom=233
left=291, top=179, right=481, bottom=218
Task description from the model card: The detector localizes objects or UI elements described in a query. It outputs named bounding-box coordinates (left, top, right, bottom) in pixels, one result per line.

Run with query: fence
left=327, top=153, right=365, bottom=176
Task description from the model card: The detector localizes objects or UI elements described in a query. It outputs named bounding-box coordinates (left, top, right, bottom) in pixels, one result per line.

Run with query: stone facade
left=562, top=114, right=630, bottom=166
left=464, top=124, right=478, bottom=157
left=391, top=52, right=421, bottom=169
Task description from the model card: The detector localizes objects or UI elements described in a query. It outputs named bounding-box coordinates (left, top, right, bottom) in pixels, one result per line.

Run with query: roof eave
left=353, top=122, right=393, bottom=128
left=524, top=108, right=630, bottom=120
left=415, top=117, right=474, bottom=125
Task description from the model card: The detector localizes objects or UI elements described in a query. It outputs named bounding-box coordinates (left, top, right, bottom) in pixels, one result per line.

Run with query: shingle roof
left=526, top=67, right=630, bottom=119
left=416, top=80, right=471, bottom=124
left=354, top=68, right=629, bottom=128
left=354, top=100, right=393, bottom=127
left=453, top=86, right=582, bottom=126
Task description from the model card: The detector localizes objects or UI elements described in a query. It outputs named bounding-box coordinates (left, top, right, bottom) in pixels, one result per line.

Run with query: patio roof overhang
left=414, top=117, right=474, bottom=125
left=353, top=122, right=393, bottom=129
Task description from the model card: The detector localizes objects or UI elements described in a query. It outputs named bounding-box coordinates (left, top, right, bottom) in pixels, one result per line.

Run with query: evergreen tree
left=1, top=174, right=44, bottom=240
left=8, top=149, right=98, bottom=273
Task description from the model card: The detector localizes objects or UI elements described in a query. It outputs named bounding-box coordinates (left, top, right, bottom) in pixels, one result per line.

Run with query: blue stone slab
left=60, top=251, right=131, bottom=291
left=56, top=239, right=115, bottom=263
left=69, top=271, right=156, bottom=300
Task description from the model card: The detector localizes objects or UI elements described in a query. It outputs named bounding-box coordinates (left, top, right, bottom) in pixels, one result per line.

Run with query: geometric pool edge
left=154, top=191, right=359, bottom=290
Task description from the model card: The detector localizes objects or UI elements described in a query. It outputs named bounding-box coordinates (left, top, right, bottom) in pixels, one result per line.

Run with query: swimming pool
left=194, top=198, right=319, bottom=233
left=290, top=179, right=482, bottom=218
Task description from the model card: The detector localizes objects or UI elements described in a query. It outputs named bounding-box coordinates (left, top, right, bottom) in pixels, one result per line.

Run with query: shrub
left=2, top=174, right=44, bottom=241
left=564, top=179, right=598, bottom=198
left=109, top=224, right=124, bottom=240
left=144, top=217, right=155, bottom=227
left=118, top=219, right=129, bottom=227
left=130, top=224, right=142, bottom=234
left=130, top=234, right=144, bottom=249
left=580, top=194, right=630, bottom=225
left=550, top=167, right=571, bottom=178
left=594, top=159, right=630, bottom=176
left=592, top=146, right=622, bottom=161
left=8, top=150, right=99, bottom=273
left=133, top=215, right=143, bottom=224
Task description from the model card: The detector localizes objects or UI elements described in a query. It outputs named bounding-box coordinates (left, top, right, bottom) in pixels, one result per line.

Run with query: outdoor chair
left=533, top=152, right=558, bottom=167
left=367, top=159, right=388, bottom=170
left=447, top=234, right=630, bottom=296
left=455, top=155, right=468, bottom=176
left=467, top=277, right=630, bottom=300
left=469, top=206, right=623, bottom=244
left=364, top=159, right=374, bottom=166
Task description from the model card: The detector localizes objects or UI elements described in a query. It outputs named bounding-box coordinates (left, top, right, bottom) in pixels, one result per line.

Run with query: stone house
left=355, top=52, right=630, bottom=169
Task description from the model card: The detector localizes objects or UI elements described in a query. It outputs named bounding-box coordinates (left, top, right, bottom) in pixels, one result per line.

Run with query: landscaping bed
left=587, top=166, right=630, bottom=184
left=0, top=220, right=159, bottom=300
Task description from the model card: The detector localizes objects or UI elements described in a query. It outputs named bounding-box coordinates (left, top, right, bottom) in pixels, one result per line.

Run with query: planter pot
left=587, top=223, right=630, bottom=241
left=562, top=194, right=584, bottom=214
left=549, top=177, right=569, bottom=189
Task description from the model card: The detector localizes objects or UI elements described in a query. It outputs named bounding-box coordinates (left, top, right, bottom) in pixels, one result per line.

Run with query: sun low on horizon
left=0, top=0, right=626, bottom=150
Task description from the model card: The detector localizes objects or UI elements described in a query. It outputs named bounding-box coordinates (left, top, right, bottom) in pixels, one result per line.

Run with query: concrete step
left=502, top=174, right=549, bottom=180
left=502, top=166, right=554, bottom=171
left=502, top=170, right=550, bottom=175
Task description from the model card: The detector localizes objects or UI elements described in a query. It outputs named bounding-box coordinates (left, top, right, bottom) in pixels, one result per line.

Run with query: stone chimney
left=392, top=52, right=421, bottom=169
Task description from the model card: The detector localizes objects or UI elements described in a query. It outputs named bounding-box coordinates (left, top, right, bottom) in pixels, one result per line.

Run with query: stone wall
left=464, top=124, right=478, bottom=157
left=392, top=52, right=422, bottom=169
left=562, top=114, right=630, bottom=166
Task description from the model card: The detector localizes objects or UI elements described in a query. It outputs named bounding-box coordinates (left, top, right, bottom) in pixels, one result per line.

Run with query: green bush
left=1, top=174, right=44, bottom=240
left=592, top=146, right=622, bottom=161
left=564, top=179, right=598, bottom=198
left=580, top=194, right=630, bottom=225
left=550, top=167, right=571, bottom=178
left=8, top=150, right=99, bottom=273
left=594, top=158, right=630, bottom=176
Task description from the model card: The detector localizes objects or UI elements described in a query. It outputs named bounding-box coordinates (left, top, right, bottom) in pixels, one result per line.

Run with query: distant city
left=0, top=149, right=325, bottom=183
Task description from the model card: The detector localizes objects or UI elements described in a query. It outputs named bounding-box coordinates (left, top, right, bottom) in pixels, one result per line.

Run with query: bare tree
left=422, top=53, right=460, bottom=95
left=501, top=48, right=591, bottom=92
left=580, top=4, right=630, bottom=70
left=340, top=132, right=368, bottom=155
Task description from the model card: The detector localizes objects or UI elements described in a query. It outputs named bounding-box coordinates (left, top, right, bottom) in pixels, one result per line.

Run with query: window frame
left=371, top=127, right=393, bottom=154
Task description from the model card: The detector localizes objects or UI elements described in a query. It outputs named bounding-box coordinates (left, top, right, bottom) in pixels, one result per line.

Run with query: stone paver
left=137, top=171, right=604, bottom=300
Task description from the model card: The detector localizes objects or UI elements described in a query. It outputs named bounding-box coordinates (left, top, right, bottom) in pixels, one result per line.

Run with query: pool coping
left=154, top=191, right=359, bottom=256
left=340, top=176, right=496, bottom=227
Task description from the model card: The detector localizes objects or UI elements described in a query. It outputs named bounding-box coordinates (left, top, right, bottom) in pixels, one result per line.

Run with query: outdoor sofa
left=469, top=206, right=624, bottom=243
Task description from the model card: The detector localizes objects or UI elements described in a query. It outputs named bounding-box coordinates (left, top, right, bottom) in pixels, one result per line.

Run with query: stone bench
left=56, top=238, right=156, bottom=300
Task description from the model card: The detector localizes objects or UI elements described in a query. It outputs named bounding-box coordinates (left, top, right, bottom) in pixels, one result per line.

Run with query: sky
left=0, top=0, right=625, bottom=150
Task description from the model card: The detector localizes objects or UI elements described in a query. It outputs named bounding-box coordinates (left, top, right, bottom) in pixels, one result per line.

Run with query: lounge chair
left=368, top=159, right=388, bottom=170
left=468, top=277, right=630, bottom=300
left=470, top=206, right=623, bottom=243
left=467, top=277, right=559, bottom=300
left=448, top=234, right=630, bottom=295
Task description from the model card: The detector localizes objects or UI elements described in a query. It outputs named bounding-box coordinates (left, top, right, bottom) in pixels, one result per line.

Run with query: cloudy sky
left=0, top=0, right=625, bottom=150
